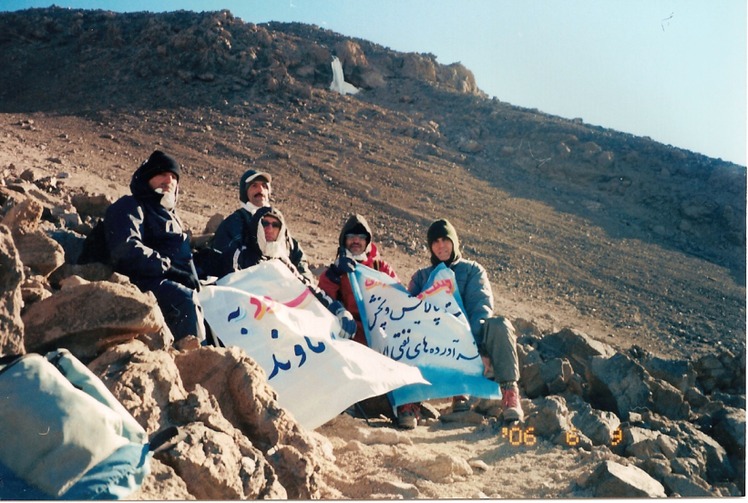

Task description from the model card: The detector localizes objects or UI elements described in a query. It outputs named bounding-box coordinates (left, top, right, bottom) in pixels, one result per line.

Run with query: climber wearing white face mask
left=232, top=206, right=357, bottom=340
left=103, top=150, right=205, bottom=342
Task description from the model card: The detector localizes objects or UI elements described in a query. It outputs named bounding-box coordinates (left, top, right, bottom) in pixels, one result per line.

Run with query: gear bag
left=0, top=349, right=151, bottom=499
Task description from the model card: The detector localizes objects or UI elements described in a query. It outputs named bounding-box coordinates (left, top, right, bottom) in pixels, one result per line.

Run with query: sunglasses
left=345, top=233, right=368, bottom=240
left=261, top=220, right=282, bottom=229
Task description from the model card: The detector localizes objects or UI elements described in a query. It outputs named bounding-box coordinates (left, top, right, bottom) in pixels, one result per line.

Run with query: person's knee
left=483, top=316, right=516, bottom=347
left=152, top=281, right=201, bottom=340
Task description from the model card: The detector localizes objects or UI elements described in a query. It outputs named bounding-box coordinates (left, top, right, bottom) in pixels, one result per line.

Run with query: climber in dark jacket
left=210, top=168, right=313, bottom=282
left=103, top=150, right=204, bottom=342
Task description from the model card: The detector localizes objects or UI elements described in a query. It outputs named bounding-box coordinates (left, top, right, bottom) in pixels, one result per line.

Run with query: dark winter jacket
left=318, top=214, right=399, bottom=345
left=103, top=158, right=192, bottom=291
left=210, top=206, right=313, bottom=282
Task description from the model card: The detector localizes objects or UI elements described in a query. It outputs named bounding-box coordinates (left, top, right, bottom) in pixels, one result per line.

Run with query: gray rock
left=587, top=353, right=652, bottom=419
left=649, top=378, right=691, bottom=420
left=660, top=473, right=717, bottom=497
left=570, top=404, right=621, bottom=446
left=640, top=355, right=696, bottom=392
left=538, top=327, right=616, bottom=376
left=623, top=426, right=674, bottom=460
left=684, top=386, right=710, bottom=408
left=695, top=353, right=731, bottom=393
left=675, top=421, right=735, bottom=483
left=523, top=357, right=574, bottom=398
left=587, top=460, right=666, bottom=497
left=711, top=406, right=746, bottom=457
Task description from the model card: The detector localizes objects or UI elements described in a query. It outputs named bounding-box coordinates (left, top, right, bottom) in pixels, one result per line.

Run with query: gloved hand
left=324, top=254, right=356, bottom=285
left=334, top=255, right=357, bottom=274
left=329, top=301, right=356, bottom=340
left=165, top=265, right=199, bottom=290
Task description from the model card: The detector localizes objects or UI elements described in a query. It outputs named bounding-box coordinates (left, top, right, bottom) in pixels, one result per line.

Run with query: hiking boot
left=501, top=383, right=524, bottom=422
left=397, top=403, right=420, bottom=429
left=451, top=395, right=471, bottom=412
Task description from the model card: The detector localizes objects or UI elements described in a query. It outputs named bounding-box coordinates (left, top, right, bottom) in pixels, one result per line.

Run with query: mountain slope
left=0, top=6, right=744, bottom=360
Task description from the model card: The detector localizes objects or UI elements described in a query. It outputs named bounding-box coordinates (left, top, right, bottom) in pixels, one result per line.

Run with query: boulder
left=587, top=460, right=666, bottom=497
left=638, top=458, right=716, bottom=496
left=1, top=196, right=43, bottom=235
left=695, top=353, right=732, bottom=393
left=13, top=229, right=65, bottom=276
left=570, top=403, right=621, bottom=446
left=623, top=426, right=678, bottom=460
left=159, top=389, right=287, bottom=499
left=70, top=192, right=114, bottom=218
left=649, top=378, right=691, bottom=420
left=711, top=406, right=746, bottom=458
left=174, top=346, right=328, bottom=499
left=0, top=225, right=25, bottom=356
left=22, top=280, right=170, bottom=359
left=525, top=395, right=585, bottom=447
left=640, top=354, right=696, bottom=392
left=20, top=274, right=52, bottom=306
left=661, top=473, right=717, bottom=497
left=131, top=459, right=193, bottom=500
left=587, top=353, right=652, bottom=419
left=48, top=262, right=118, bottom=288
left=89, top=341, right=189, bottom=435
left=538, top=328, right=616, bottom=376
left=675, top=421, right=735, bottom=483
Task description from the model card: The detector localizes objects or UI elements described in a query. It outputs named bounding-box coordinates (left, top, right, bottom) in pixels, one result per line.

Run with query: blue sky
left=3, top=0, right=746, bottom=166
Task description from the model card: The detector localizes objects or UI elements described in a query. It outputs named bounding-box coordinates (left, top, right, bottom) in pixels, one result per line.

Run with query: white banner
left=198, top=260, right=427, bottom=430
left=350, top=263, right=500, bottom=406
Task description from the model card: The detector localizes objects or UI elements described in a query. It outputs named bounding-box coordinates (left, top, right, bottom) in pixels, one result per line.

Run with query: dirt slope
left=0, top=7, right=745, bottom=499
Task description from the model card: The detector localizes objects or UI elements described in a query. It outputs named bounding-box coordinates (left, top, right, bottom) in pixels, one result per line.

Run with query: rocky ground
left=1, top=107, right=744, bottom=499
left=0, top=6, right=745, bottom=499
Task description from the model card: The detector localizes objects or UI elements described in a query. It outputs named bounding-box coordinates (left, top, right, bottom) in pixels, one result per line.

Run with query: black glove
left=165, top=265, right=199, bottom=290
left=325, top=250, right=357, bottom=284
left=334, top=255, right=357, bottom=274
left=329, top=301, right=356, bottom=340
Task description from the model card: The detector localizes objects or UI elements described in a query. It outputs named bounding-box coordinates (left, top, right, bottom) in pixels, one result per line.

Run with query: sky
left=3, top=0, right=747, bottom=166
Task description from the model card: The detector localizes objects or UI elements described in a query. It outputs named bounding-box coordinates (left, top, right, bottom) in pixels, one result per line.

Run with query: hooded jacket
left=408, top=219, right=493, bottom=342
left=103, top=152, right=192, bottom=290
left=318, top=214, right=399, bottom=345
left=210, top=199, right=312, bottom=282
left=232, top=207, right=337, bottom=310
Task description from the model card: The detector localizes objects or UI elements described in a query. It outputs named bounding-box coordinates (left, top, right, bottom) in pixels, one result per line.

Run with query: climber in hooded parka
left=103, top=150, right=204, bottom=341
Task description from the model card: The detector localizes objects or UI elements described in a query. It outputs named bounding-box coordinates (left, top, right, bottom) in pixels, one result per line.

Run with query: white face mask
left=257, top=219, right=287, bottom=258
left=155, top=188, right=176, bottom=210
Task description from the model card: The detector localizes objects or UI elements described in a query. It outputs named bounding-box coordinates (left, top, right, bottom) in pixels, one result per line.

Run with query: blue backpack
left=0, top=349, right=152, bottom=500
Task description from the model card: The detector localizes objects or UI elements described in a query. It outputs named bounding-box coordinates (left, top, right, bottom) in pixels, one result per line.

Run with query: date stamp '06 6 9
left=500, top=426, right=624, bottom=447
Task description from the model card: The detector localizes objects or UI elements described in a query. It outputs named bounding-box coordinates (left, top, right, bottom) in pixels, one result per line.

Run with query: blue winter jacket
left=408, top=257, right=494, bottom=344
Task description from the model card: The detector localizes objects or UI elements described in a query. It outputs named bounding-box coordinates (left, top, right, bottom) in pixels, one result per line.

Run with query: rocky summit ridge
left=0, top=6, right=745, bottom=499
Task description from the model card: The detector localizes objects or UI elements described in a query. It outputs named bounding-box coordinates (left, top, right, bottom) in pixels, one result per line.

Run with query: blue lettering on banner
left=225, top=304, right=328, bottom=380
